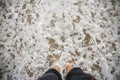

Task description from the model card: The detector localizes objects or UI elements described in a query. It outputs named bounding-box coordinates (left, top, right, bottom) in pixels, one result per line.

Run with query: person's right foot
left=65, top=60, right=73, bottom=73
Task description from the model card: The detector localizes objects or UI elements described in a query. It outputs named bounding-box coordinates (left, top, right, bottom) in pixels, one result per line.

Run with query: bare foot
left=52, top=64, right=60, bottom=72
left=66, top=60, right=73, bottom=73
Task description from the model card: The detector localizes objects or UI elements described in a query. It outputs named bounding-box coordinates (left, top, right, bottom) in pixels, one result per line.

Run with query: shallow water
left=0, top=0, right=120, bottom=80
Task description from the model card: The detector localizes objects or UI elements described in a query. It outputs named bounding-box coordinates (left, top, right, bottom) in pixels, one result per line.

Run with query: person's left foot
left=52, top=63, right=60, bottom=72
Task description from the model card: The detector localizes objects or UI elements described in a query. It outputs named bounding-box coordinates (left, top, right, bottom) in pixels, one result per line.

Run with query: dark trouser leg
left=38, top=69, right=62, bottom=80
left=66, top=67, right=96, bottom=80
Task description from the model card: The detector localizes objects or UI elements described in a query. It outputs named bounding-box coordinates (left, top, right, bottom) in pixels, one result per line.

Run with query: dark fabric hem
left=45, top=68, right=62, bottom=80
left=66, top=67, right=94, bottom=80
left=66, top=67, right=83, bottom=80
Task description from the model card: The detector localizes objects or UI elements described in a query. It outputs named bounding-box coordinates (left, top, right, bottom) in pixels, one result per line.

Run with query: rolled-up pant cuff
left=66, top=67, right=94, bottom=80
left=38, top=69, right=62, bottom=80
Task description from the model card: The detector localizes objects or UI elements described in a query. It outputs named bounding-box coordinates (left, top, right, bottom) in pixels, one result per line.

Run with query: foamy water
left=0, top=0, right=120, bottom=80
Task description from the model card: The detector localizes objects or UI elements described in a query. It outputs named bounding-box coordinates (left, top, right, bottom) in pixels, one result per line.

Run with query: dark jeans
left=38, top=67, right=96, bottom=80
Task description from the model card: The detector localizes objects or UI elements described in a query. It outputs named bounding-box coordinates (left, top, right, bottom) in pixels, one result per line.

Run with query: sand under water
left=0, top=0, right=120, bottom=80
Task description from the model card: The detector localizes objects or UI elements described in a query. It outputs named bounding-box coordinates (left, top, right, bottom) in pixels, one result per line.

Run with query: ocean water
left=0, top=0, right=120, bottom=80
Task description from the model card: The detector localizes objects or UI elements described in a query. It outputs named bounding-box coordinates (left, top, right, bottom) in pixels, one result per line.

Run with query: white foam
left=0, top=0, right=120, bottom=80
